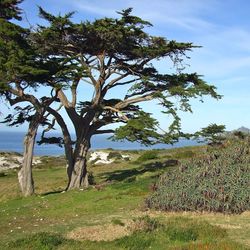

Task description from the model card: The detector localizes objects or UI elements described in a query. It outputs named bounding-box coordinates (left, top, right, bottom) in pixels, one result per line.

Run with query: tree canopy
left=34, top=8, right=220, bottom=143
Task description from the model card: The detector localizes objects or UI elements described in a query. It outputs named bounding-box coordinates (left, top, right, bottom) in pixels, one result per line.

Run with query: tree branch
left=103, top=106, right=129, bottom=121
left=71, top=78, right=80, bottom=107
left=115, top=94, right=154, bottom=109
left=93, top=129, right=114, bottom=135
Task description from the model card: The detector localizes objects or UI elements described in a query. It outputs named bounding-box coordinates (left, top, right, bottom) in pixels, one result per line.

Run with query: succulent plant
left=146, top=138, right=250, bottom=214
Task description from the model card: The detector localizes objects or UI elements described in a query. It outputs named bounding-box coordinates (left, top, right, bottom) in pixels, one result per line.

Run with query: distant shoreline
left=0, top=131, right=200, bottom=156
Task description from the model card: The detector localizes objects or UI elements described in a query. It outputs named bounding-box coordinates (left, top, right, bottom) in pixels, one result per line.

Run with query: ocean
left=0, top=131, right=199, bottom=156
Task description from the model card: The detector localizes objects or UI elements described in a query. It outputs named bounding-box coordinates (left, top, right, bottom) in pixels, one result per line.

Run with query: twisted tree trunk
left=18, top=113, right=41, bottom=196
left=66, top=135, right=90, bottom=190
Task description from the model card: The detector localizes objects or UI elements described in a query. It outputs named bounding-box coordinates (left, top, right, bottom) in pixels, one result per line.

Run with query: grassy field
left=0, top=146, right=249, bottom=249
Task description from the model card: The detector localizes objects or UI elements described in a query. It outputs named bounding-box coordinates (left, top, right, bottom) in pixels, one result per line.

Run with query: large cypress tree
left=33, top=8, right=221, bottom=190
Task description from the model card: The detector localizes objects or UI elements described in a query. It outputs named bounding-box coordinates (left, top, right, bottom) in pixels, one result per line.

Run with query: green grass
left=0, top=146, right=249, bottom=249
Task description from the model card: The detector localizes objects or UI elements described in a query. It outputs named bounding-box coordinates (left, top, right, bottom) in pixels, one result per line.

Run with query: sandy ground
left=0, top=151, right=130, bottom=171
left=0, top=153, right=41, bottom=171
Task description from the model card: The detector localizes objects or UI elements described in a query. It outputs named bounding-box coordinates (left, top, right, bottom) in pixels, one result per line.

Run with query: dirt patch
left=67, top=222, right=131, bottom=241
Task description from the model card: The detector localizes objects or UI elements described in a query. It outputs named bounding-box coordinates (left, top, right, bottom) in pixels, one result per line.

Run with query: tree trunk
left=64, top=133, right=74, bottom=190
left=18, top=114, right=41, bottom=196
left=66, top=135, right=90, bottom=190
left=46, top=107, right=74, bottom=191
left=18, top=128, right=37, bottom=196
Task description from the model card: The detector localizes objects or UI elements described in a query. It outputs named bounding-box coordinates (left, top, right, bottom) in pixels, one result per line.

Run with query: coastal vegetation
left=146, top=137, right=250, bottom=214
left=0, top=142, right=249, bottom=249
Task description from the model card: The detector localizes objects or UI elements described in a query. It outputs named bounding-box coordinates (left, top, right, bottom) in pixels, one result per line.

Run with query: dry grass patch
left=67, top=222, right=131, bottom=241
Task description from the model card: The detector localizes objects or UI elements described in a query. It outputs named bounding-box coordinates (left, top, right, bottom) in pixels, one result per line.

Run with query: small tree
left=32, top=8, right=221, bottom=190
left=197, top=124, right=226, bottom=145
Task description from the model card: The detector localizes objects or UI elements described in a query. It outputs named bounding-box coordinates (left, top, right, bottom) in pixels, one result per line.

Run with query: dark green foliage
left=136, top=150, right=158, bottom=162
left=146, top=139, right=250, bottom=213
left=37, top=137, right=64, bottom=148
left=0, top=0, right=23, bottom=20
left=111, top=111, right=162, bottom=145
left=196, top=123, right=226, bottom=145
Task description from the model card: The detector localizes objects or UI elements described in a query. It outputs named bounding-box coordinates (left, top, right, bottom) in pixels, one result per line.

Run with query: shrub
left=107, top=151, right=123, bottom=160
left=131, top=216, right=163, bottom=232
left=136, top=150, right=158, bottom=162
left=146, top=139, right=250, bottom=213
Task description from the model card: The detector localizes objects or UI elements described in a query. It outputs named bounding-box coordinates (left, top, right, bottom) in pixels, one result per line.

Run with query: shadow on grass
left=0, top=172, right=7, bottom=177
left=102, top=159, right=178, bottom=182
left=41, top=189, right=65, bottom=196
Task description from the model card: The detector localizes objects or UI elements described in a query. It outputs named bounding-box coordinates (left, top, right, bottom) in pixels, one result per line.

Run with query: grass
left=0, top=146, right=249, bottom=249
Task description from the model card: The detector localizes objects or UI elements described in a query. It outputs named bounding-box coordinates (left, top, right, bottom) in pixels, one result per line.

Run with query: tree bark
left=18, top=114, right=41, bottom=196
left=66, top=135, right=90, bottom=190
left=46, top=107, right=74, bottom=191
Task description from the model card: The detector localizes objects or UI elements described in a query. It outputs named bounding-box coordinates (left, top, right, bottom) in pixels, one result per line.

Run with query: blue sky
left=1, top=0, right=250, bottom=133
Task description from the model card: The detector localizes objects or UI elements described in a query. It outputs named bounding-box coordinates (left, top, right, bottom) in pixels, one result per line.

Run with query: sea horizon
left=0, top=131, right=200, bottom=156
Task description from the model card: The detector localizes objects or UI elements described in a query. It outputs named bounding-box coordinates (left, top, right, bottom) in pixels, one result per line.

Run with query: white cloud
left=67, top=0, right=218, bottom=33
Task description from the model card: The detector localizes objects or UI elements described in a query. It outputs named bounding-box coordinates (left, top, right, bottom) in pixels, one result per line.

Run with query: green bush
left=136, top=150, right=158, bottom=162
left=146, top=139, right=250, bottom=214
